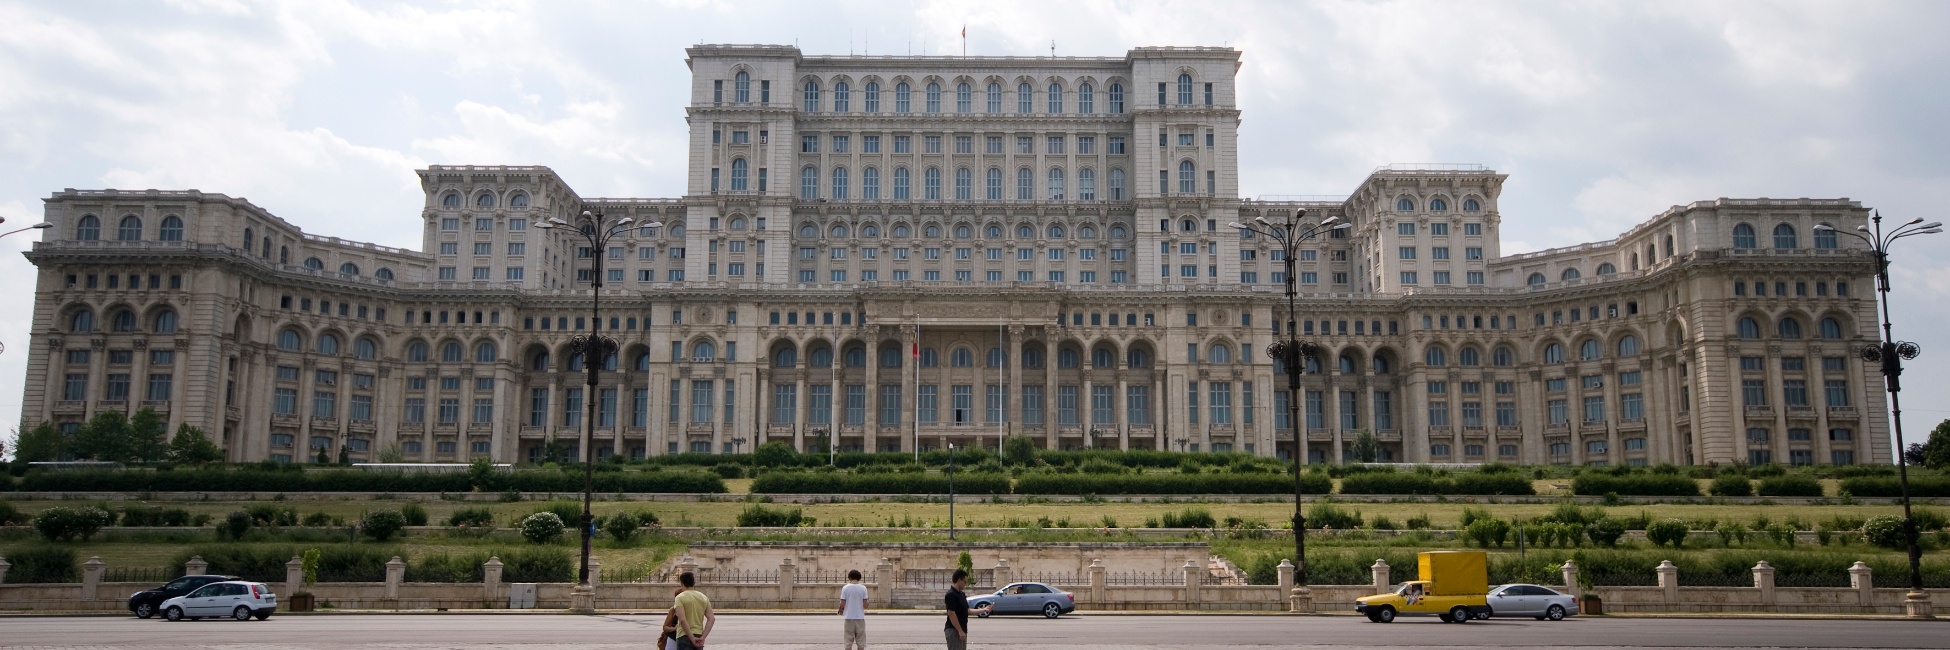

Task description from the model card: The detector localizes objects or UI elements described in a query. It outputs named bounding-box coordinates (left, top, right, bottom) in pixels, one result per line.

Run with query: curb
left=3, top=610, right=1941, bottom=621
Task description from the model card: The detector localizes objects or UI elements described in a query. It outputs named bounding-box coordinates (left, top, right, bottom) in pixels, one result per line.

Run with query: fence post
left=779, top=557, right=796, bottom=604
left=1656, top=560, right=1679, bottom=610
left=1752, top=561, right=1775, bottom=608
left=1371, top=558, right=1390, bottom=594
left=81, top=556, right=105, bottom=601
left=484, top=557, right=504, bottom=604
left=1276, top=559, right=1294, bottom=602
left=1560, top=560, right=1580, bottom=598
left=1848, top=561, right=1873, bottom=609
left=0, top=556, right=10, bottom=584
left=1089, top=559, right=1107, bottom=607
left=184, top=555, right=209, bottom=576
left=285, top=556, right=304, bottom=600
left=385, top=556, right=405, bottom=600
left=994, top=558, right=1011, bottom=588
left=678, top=556, right=699, bottom=582
left=589, top=556, right=602, bottom=588
left=1182, top=559, right=1201, bottom=609
left=874, top=558, right=894, bottom=608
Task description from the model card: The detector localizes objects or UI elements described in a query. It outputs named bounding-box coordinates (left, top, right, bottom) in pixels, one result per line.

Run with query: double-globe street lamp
left=1230, top=210, right=1350, bottom=613
left=1815, top=213, right=1940, bottom=619
left=537, top=210, right=660, bottom=613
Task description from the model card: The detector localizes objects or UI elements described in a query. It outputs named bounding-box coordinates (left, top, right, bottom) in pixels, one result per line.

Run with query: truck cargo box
left=1418, top=551, right=1488, bottom=597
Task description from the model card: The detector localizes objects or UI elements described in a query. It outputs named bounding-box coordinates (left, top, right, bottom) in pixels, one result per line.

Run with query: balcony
left=468, top=422, right=493, bottom=433
left=1496, top=425, right=1522, bottom=434
left=96, top=399, right=128, bottom=410
left=140, top=400, right=171, bottom=413
left=54, top=400, right=86, bottom=414
left=518, top=426, right=545, bottom=438
left=1828, top=406, right=1859, bottom=418
left=1786, top=406, right=1818, bottom=420
left=1618, top=418, right=1647, bottom=432
left=1546, top=422, right=1570, bottom=434
left=1127, top=425, right=1156, bottom=437
left=271, top=413, right=299, bottom=426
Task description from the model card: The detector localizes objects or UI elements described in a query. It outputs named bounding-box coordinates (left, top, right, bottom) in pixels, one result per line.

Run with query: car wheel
left=164, top=607, right=184, bottom=622
left=975, top=604, right=992, bottom=618
left=1475, top=608, right=1492, bottom=620
left=1546, top=604, right=1567, bottom=621
left=1375, top=606, right=1396, bottom=623
left=1449, top=606, right=1472, bottom=624
left=1365, top=611, right=1382, bottom=623
left=134, top=603, right=155, bottom=619
left=254, top=613, right=271, bottom=621
left=233, top=606, right=252, bottom=621
left=1043, top=602, right=1062, bottom=619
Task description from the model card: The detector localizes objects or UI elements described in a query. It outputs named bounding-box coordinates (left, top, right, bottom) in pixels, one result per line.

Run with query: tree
left=336, top=445, right=351, bottom=465
left=1002, top=434, right=1038, bottom=466
left=69, top=410, right=132, bottom=461
left=378, top=442, right=405, bottom=463
left=127, top=407, right=168, bottom=462
left=1906, top=443, right=1928, bottom=467
left=14, top=422, right=67, bottom=463
left=752, top=441, right=797, bottom=468
left=166, top=424, right=224, bottom=465
left=1349, top=430, right=1382, bottom=464
left=1918, top=420, right=1950, bottom=471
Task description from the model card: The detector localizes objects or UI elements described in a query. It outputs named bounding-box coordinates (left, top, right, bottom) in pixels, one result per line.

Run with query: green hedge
left=1338, top=472, right=1536, bottom=496
left=1757, top=475, right=1825, bottom=497
left=406, top=548, right=571, bottom=583
left=2, top=546, right=79, bottom=583
left=1571, top=472, right=1702, bottom=497
left=170, top=544, right=395, bottom=583
left=1014, top=472, right=1329, bottom=495
left=749, top=472, right=1010, bottom=494
left=1840, top=476, right=1950, bottom=498
left=16, top=469, right=724, bottom=494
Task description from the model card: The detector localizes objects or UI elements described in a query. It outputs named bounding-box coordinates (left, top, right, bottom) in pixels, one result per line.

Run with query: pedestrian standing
left=673, top=572, right=715, bottom=650
left=661, top=587, right=684, bottom=650
left=944, top=569, right=991, bottom=650
left=838, top=569, right=869, bottom=649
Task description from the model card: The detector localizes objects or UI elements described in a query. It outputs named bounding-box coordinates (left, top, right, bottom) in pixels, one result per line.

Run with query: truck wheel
left=1449, top=606, right=1472, bottom=623
left=1546, top=604, right=1567, bottom=621
left=1365, top=611, right=1382, bottom=623
left=1375, top=606, right=1396, bottom=623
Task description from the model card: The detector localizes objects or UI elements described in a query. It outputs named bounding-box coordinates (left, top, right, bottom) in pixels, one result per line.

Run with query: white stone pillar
left=1656, top=560, right=1679, bottom=609
left=1089, top=558, right=1107, bottom=607
left=779, top=557, right=796, bottom=603
left=1752, top=560, right=1775, bottom=608
left=484, top=556, right=504, bottom=604
left=385, top=556, right=405, bottom=600
left=82, top=556, right=104, bottom=601
left=285, top=556, right=303, bottom=600
left=1849, top=561, right=1873, bottom=609
left=1372, top=558, right=1391, bottom=593
left=1561, top=560, right=1580, bottom=598
left=185, top=555, right=209, bottom=576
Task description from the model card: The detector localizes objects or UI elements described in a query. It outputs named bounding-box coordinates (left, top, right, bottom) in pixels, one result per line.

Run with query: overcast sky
left=5, top=0, right=1950, bottom=457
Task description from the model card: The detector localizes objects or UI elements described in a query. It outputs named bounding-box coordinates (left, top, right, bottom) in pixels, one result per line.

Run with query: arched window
left=1047, top=167, right=1065, bottom=200
left=1058, top=347, right=1079, bottom=368
left=278, top=329, right=303, bottom=352
left=802, top=80, right=820, bottom=111
left=476, top=193, right=495, bottom=209
left=339, top=262, right=359, bottom=276
left=924, top=224, right=941, bottom=238
left=1492, top=346, right=1515, bottom=366
left=860, top=223, right=876, bottom=237
left=1077, top=168, right=1096, bottom=201
left=243, top=227, right=253, bottom=251
left=801, top=166, right=818, bottom=199
left=880, top=346, right=902, bottom=368
left=1819, top=317, right=1844, bottom=340
left=441, top=193, right=461, bottom=208
left=1047, top=82, right=1063, bottom=113
left=510, top=193, right=528, bottom=208
left=1542, top=343, right=1565, bottom=364
left=1732, top=223, right=1757, bottom=249
left=987, top=347, right=1006, bottom=368
left=830, top=224, right=849, bottom=238
left=834, top=81, right=850, bottom=111
left=810, top=346, right=834, bottom=368
left=693, top=341, right=718, bottom=362
left=475, top=341, right=498, bottom=363
left=1127, top=347, right=1151, bottom=368
left=146, top=307, right=179, bottom=334
left=864, top=81, right=880, bottom=111
left=303, top=257, right=324, bottom=271
left=986, top=82, right=1002, bottom=112
left=922, top=348, right=938, bottom=367
left=1773, top=223, right=1798, bottom=249
left=109, top=308, right=136, bottom=332
left=894, top=167, right=911, bottom=199
left=1424, top=347, right=1447, bottom=367
left=730, top=158, right=749, bottom=191
left=1015, top=224, right=1033, bottom=239
left=70, top=309, right=94, bottom=332
left=567, top=352, right=584, bottom=372
left=955, top=82, right=970, bottom=112
left=1108, top=168, right=1126, bottom=200
left=924, top=166, right=942, bottom=200
left=1338, top=353, right=1357, bottom=375
left=635, top=352, right=650, bottom=371
left=355, top=338, right=377, bottom=360
left=774, top=347, right=797, bottom=368
left=1778, top=317, right=1803, bottom=339
left=1597, top=262, right=1616, bottom=276
left=895, top=82, right=911, bottom=112
left=117, top=215, right=142, bottom=241
left=1815, top=227, right=1838, bottom=249
left=893, top=223, right=910, bottom=238
left=1182, top=219, right=1196, bottom=233
left=1092, top=347, right=1114, bottom=368
left=1397, top=197, right=1415, bottom=212
left=406, top=340, right=429, bottom=362
left=951, top=347, right=974, bottom=368
left=1108, top=82, right=1125, bottom=113
left=530, top=350, right=552, bottom=371
left=1078, top=83, right=1094, bottom=113
left=75, top=215, right=100, bottom=240
left=1464, top=198, right=1481, bottom=212
left=832, top=166, right=849, bottom=199
left=1177, top=161, right=1196, bottom=194
left=440, top=341, right=463, bottom=363
left=1176, top=73, right=1193, bottom=104
left=954, top=224, right=972, bottom=239
left=1021, top=347, right=1043, bottom=368
left=1209, top=344, right=1232, bottom=364
left=375, top=268, right=394, bottom=281
left=1737, top=317, right=1762, bottom=340
left=1049, top=224, right=1066, bottom=239
left=1561, top=268, right=1581, bottom=281
left=159, top=216, right=184, bottom=241
left=1458, top=346, right=1480, bottom=366
left=1017, top=82, right=1033, bottom=112
left=317, top=333, right=341, bottom=356
left=1617, top=335, right=1640, bottom=356
left=862, top=166, right=879, bottom=199
left=1579, top=339, right=1601, bottom=360
left=734, top=70, right=750, bottom=102
left=985, top=168, right=1003, bottom=200
left=925, top=82, right=941, bottom=113
left=954, top=167, right=971, bottom=200
left=843, top=345, right=866, bottom=368
left=986, top=224, right=1002, bottom=238
left=1527, top=272, right=1546, bottom=287
left=1430, top=198, right=1448, bottom=212
left=1079, top=225, right=1097, bottom=238
left=1372, top=355, right=1392, bottom=374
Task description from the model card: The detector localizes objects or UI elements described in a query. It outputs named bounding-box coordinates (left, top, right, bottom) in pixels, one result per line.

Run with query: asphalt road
left=4, top=613, right=1944, bottom=649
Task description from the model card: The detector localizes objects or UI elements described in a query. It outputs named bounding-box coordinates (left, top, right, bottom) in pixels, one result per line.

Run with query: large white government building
left=19, top=45, right=1892, bottom=467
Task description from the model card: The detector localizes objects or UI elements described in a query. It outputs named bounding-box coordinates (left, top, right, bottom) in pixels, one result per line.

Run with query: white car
left=1483, top=583, right=1578, bottom=620
left=161, top=581, right=277, bottom=621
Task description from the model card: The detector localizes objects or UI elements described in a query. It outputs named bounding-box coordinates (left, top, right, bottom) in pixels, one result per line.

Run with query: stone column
left=589, top=556, right=602, bottom=587
left=1371, top=558, right=1391, bottom=593
left=185, top=555, right=209, bottom=576
left=1752, top=561, right=1775, bottom=608
left=678, top=556, right=699, bottom=582
left=874, top=558, right=894, bottom=608
left=993, top=558, right=1012, bottom=588
left=1089, top=559, right=1107, bottom=607
left=0, top=556, right=10, bottom=584
left=1182, top=559, right=1201, bottom=608
left=385, top=556, right=405, bottom=600
left=81, top=556, right=104, bottom=601
left=285, top=556, right=304, bottom=599
left=1276, top=559, right=1294, bottom=601
left=1656, top=560, right=1679, bottom=609
left=779, top=557, right=796, bottom=604
left=1561, top=560, right=1581, bottom=598
left=484, top=556, right=505, bottom=604
left=1849, top=561, right=1874, bottom=609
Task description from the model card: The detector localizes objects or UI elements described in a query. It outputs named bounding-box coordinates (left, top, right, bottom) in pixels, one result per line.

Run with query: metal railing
left=1105, top=571, right=1181, bottom=587
left=104, top=567, right=177, bottom=583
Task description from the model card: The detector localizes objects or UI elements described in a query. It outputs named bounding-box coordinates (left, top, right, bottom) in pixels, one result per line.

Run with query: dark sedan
left=128, top=575, right=238, bottom=619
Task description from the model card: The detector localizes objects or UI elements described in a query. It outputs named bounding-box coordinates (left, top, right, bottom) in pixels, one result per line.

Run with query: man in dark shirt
left=944, top=569, right=991, bottom=650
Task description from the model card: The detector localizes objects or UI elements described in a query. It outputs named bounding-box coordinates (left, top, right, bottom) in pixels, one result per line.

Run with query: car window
left=1022, top=584, right=1048, bottom=594
left=164, top=578, right=195, bottom=591
left=187, top=585, right=220, bottom=598
left=229, top=584, right=251, bottom=596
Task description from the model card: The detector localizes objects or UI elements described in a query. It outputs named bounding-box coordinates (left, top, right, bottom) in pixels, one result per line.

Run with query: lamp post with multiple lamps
left=1815, top=213, right=1940, bottom=619
left=1230, top=209, right=1350, bottom=614
left=536, top=210, right=659, bottom=614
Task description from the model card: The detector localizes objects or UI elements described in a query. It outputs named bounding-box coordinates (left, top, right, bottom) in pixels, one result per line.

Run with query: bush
left=1716, top=522, right=1749, bottom=546
left=448, top=507, right=496, bottom=528
left=1459, top=507, right=1494, bottom=529
left=751, top=442, right=799, bottom=468
left=1338, top=471, right=1535, bottom=496
left=1586, top=519, right=1627, bottom=547
left=1839, top=476, right=1950, bottom=498
left=1572, top=472, right=1702, bottom=497
left=498, top=547, right=574, bottom=582
left=752, top=472, right=1010, bottom=495
left=1158, top=508, right=1217, bottom=529
left=1307, top=502, right=1363, bottom=530
left=220, top=511, right=253, bottom=540
left=1864, top=515, right=1907, bottom=549
left=0, top=500, right=19, bottom=525
left=399, top=503, right=429, bottom=527
left=1465, top=518, right=1512, bottom=548
left=32, top=506, right=112, bottom=542
left=14, top=468, right=725, bottom=494
left=602, top=513, right=640, bottom=541
left=302, top=512, right=334, bottom=527
left=1015, top=472, right=1329, bottom=495
left=1647, top=519, right=1690, bottom=548
left=172, top=544, right=390, bottom=583
left=408, top=552, right=485, bottom=583
left=360, top=510, right=408, bottom=542
left=533, top=502, right=583, bottom=529
left=713, top=464, right=746, bottom=479
left=1709, top=474, right=1754, bottom=497
left=2, top=546, right=79, bottom=583
left=1757, top=474, right=1823, bottom=497
left=736, top=504, right=807, bottom=527
left=521, top=512, right=565, bottom=544
left=1538, top=503, right=1606, bottom=526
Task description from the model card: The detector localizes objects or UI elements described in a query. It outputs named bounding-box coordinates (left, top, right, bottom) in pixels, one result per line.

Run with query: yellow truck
left=1354, top=551, right=1492, bottom=623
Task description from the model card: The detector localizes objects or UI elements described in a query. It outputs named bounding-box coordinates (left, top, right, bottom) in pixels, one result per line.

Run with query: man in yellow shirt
left=673, top=572, right=714, bottom=650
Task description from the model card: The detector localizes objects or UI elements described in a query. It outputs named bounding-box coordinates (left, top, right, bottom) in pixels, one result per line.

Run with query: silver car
left=967, top=582, right=1077, bottom=618
left=1484, top=583, right=1578, bottom=620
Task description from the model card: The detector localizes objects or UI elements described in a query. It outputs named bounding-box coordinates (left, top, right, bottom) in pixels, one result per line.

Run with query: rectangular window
left=1209, top=382, right=1232, bottom=425
left=1305, top=390, right=1325, bottom=429
left=952, top=385, right=973, bottom=425
left=1582, top=396, right=1605, bottom=423
left=986, top=384, right=1004, bottom=424
left=1547, top=398, right=1568, bottom=425
left=1742, top=379, right=1767, bottom=406
left=809, top=384, right=832, bottom=425
left=845, top=384, right=867, bottom=425
left=1496, top=401, right=1517, bottom=427
left=145, top=373, right=174, bottom=401
left=918, top=385, right=938, bottom=424
left=691, top=380, right=716, bottom=423
left=1022, top=385, right=1045, bottom=426
left=879, top=384, right=901, bottom=426
left=562, top=388, right=582, bottom=428
left=1090, top=385, right=1113, bottom=426
left=1825, top=379, right=1850, bottom=407
left=529, top=388, right=548, bottom=427
left=1339, top=391, right=1359, bottom=429
left=1784, top=380, right=1809, bottom=407
left=1125, top=385, right=1151, bottom=425
left=438, top=398, right=460, bottom=424
left=772, top=384, right=798, bottom=425
left=402, top=396, right=423, bottom=423
left=1621, top=393, right=1644, bottom=420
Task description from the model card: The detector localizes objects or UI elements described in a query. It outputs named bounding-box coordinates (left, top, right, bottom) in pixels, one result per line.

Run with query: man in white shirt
left=838, top=569, right=869, bottom=649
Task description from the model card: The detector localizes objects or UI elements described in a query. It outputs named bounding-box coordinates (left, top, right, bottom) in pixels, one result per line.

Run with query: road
left=3, top=613, right=1943, bottom=649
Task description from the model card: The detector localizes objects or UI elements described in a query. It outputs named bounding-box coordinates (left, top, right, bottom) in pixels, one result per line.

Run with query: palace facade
left=19, top=45, right=1890, bottom=466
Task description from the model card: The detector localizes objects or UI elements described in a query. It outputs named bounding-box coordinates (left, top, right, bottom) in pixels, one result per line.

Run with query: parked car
left=128, top=575, right=239, bottom=619
left=967, top=582, right=1076, bottom=618
left=1484, top=583, right=1579, bottom=620
left=160, top=581, right=278, bottom=621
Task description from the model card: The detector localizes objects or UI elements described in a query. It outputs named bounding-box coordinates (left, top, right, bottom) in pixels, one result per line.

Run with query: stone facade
left=18, top=45, right=1887, bottom=466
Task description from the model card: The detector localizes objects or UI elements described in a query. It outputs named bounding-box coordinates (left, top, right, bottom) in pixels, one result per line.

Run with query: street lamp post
left=0, top=217, right=54, bottom=239
left=537, top=210, right=659, bottom=614
left=1816, top=213, right=1940, bottom=619
left=1231, top=210, right=1350, bottom=615
left=947, top=442, right=957, bottom=541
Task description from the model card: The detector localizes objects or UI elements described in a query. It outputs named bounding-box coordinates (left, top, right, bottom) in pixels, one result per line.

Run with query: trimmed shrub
left=521, top=512, right=565, bottom=544
left=2, top=546, right=79, bottom=583
left=448, top=507, right=496, bottom=528
left=601, top=513, right=640, bottom=541
left=1839, top=476, right=1950, bottom=498
left=0, top=500, right=20, bottom=525
left=1709, top=474, right=1754, bottom=497
left=713, top=464, right=746, bottom=479
left=360, top=510, right=408, bottom=542
left=1158, top=508, right=1217, bottom=529
left=1338, top=471, right=1536, bottom=496
left=172, top=544, right=390, bottom=583
left=220, top=511, right=253, bottom=540
left=1586, top=519, right=1627, bottom=547
left=1465, top=518, right=1512, bottom=548
left=1863, top=515, right=1907, bottom=549
left=32, top=506, right=112, bottom=542
left=400, top=503, right=429, bottom=527
left=15, top=468, right=725, bottom=494
left=1015, top=472, right=1328, bottom=495
left=408, top=552, right=485, bottom=583
left=498, top=547, right=574, bottom=583
left=1307, top=502, right=1363, bottom=530
left=736, top=504, right=807, bottom=527
left=1757, top=475, right=1823, bottom=498
left=1647, top=519, right=1690, bottom=548
left=1572, top=472, right=1702, bottom=497
left=752, top=472, right=1010, bottom=495
left=532, top=502, right=584, bottom=529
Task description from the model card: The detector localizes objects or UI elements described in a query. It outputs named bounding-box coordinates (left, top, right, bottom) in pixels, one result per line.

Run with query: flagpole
left=914, top=323, right=921, bottom=463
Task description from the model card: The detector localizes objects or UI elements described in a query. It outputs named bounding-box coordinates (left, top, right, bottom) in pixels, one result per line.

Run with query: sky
left=3, top=0, right=1950, bottom=457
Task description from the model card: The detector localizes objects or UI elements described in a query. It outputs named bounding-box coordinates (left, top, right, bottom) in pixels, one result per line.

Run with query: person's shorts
left=844, top=619, right=866, bottom=645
